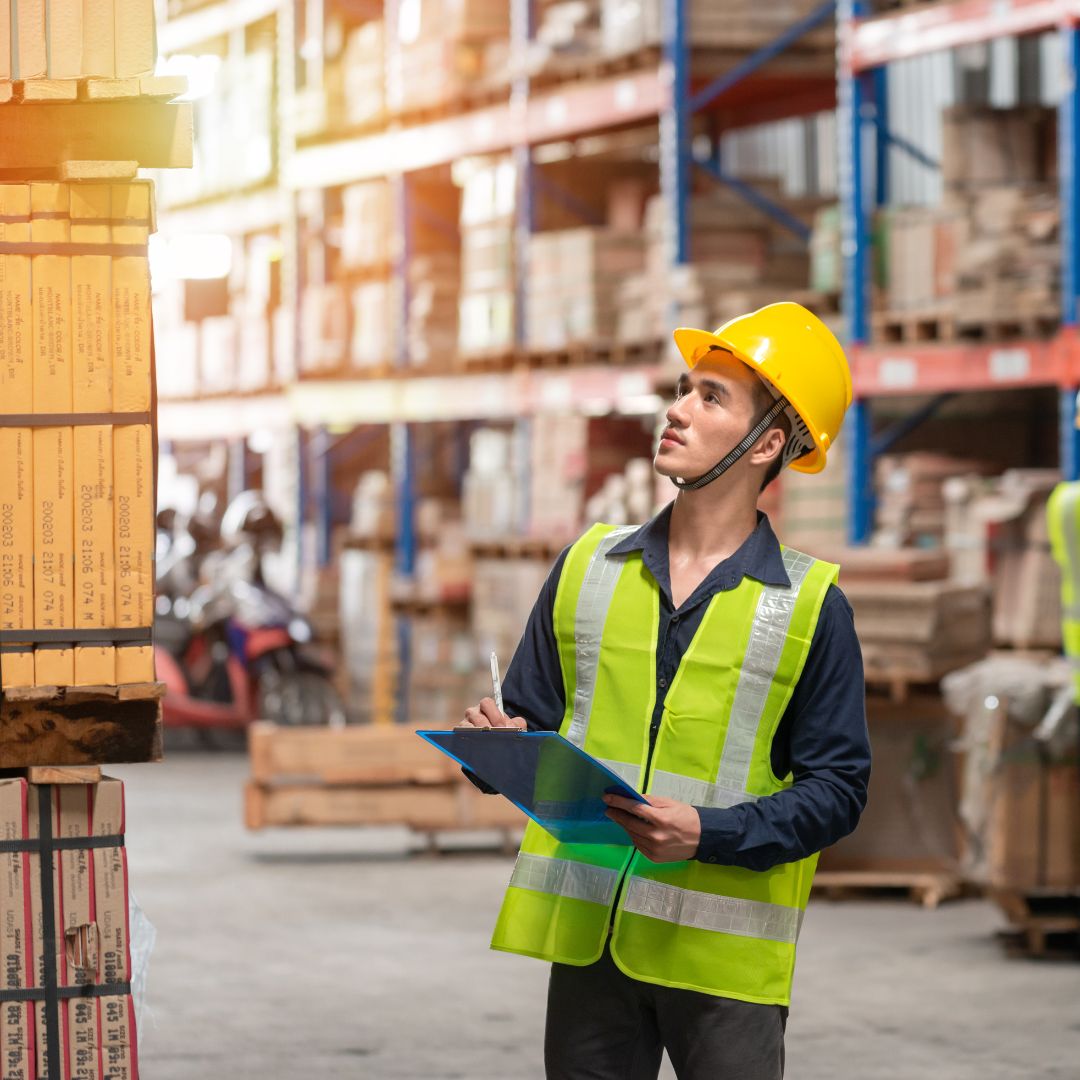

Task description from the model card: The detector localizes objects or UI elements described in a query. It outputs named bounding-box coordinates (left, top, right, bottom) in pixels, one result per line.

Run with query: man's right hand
left=461, top=697, right=527, bottom=730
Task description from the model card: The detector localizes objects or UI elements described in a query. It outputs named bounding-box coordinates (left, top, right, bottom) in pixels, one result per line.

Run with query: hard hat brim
left=672, top=327, right=826, bottom=474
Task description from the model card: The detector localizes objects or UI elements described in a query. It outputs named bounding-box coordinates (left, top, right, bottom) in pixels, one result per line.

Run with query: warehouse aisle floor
left=115, top=753, right=1080, bottom=1079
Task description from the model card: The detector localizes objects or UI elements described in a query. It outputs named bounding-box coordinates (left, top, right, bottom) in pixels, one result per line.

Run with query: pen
left=490, top=651, right=504, bottom=716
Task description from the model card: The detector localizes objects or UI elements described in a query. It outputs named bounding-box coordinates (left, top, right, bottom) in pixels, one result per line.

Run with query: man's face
left=654, top=350, right=763, bottom=480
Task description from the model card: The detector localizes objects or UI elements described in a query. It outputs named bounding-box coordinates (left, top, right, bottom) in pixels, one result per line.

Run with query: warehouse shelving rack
left=157, top=0, right=839, bottom=534
left=155, top=0, right=840, bottom=716
left=839, top=0, right=1080, bottom=543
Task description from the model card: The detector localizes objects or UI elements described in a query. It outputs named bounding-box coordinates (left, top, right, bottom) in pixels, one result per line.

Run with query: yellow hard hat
left=672, top=302, right=852, bottom=475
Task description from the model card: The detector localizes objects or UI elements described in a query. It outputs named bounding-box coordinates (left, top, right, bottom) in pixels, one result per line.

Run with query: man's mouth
left=660, top=428, right=685, bottom=447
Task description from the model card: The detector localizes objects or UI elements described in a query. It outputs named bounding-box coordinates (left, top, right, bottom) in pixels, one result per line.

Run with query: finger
left=463, top=706, right=492, bottom=728
left=478, top=698, right=508, bottom=726
left=606, top=808, right=655, bottom=840
left=603, top=795, right=659, bottom=822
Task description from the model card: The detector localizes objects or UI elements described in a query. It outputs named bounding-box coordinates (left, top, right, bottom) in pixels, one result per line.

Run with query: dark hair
left=750, top=378, right=791, bottom=492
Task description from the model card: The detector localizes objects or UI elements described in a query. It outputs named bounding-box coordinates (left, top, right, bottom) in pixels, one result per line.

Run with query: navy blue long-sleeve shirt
left=498, top=504, right=870, bottom=871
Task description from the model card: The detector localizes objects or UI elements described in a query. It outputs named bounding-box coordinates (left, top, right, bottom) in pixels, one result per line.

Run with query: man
left=462, top=302, right=870, bottom=1080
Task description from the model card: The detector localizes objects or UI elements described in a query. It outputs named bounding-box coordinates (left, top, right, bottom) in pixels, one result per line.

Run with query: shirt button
left=707, top=856, right=718, bottom=863
left=658, top=678, right=667, bottom=688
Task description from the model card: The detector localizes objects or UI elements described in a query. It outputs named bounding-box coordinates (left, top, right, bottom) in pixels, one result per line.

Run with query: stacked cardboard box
left=529, top=414, right=654, bottom=538
left=156, top=47, right=273, bottom=207
left=340, top=181, right=393, bottom=271
left=515, top=0, right=602, bottom=80
left=0, top=776, right=137, bottom=1078
left=877, top=106, right=1059, bottom=331
left=339, top=546, right=398, bottom=725
left=943, top=653, right=1079, bottom=891
left=944, top=469, right=1062, bottom=649
left=408, top=254, right=460, bottom=367
left=349, top=280, right=399, bottom=370
left=341, top=20, right=385, bottom=128
left=0, top=181, right=156, bottom=689
left=600, top=0, right=833, bottom=55
left=874, top=451, right=995, bottom=549
left=408, top=609, right=477, bottom=729
left=386, top=0, right=509, bottom=115
left=470, top=556, right=552, bottom=677
left=616, top=187, right=815, bottom=345
left=0, top=0, right=155, bottom=85
left=526, top=228, right=646, bottom=350
left=845, top=579, right=992, bottom=682
left=776, top=436, right=848, bottom=556
left=457, top=158, right=516, bottom=355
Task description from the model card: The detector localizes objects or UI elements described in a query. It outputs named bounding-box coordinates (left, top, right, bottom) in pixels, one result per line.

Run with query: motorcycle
left=155, top=497, right=347, bottom=732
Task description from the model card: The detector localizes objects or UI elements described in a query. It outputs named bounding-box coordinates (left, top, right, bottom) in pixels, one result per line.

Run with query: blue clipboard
left=416, top=729, right=647, bottom=845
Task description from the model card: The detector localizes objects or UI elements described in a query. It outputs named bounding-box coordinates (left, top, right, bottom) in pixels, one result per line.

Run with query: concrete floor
left=112, top=752, right=1080, bottom=1080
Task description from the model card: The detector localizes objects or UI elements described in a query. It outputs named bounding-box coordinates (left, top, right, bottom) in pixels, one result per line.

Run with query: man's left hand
left=603, top=794, right=702, bottom=863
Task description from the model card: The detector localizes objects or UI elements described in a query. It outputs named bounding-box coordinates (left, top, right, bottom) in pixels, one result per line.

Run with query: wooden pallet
left=872, top=309, right=957, bottom=344
left=813, top=869, right=965, bottom=909
left=991, top=888, right=1080, bottom=959
left=454, top=349, right=520, bottom=374
left=954, top=312, right=1060, bottom=342
left=469, top=535, right=571, bottom=561
left=0, top=683, right=164, bottom=767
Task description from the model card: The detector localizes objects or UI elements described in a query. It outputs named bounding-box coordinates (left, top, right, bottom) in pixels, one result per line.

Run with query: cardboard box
left=72, top=185, right=116, bottom=686
left=0, top=777, right=33, bottom=1079
left=0, top=777, right=137, bottom=1080
left=113, top=425, right=154, bottom=683
left=0, top=185, right=34, bottom=687
left=110, top=183, right=152, bottom=414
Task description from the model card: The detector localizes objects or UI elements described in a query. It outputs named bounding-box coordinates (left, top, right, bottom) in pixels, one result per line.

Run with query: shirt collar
left=607, top=502, right=791, bottom=590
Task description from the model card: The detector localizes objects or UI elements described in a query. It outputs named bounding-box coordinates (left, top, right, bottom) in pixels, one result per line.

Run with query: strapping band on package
left=0, top=412, right=153, bottom=426
left=0, top=241, right=148, bottom=256
left=0, top=786, right=132, bottom=1076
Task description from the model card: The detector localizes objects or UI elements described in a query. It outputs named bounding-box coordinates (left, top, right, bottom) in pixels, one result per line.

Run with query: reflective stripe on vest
left=650, top=547, right=816, bottom=808
left=565, top=525, right=638, bottom=749
left=622, top=876, right=802, bottom=944
left=509, top=853, right=621, bottom=906
left=1048, top=483, right=1080, bottom=701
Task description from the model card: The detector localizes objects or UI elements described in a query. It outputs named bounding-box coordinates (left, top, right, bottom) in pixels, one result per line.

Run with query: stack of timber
left=245, top=722, right=525, bottom=836
left=943, top=654, right=1080, bottom=958
left=0, top=6, right=192, bottom=1076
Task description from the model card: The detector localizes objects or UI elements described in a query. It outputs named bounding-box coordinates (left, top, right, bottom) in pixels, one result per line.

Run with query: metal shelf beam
left=847, top=0, right=1080, bottom=71
left=851, top=337, right=1079, bottom=396
left=285, top=70, right=666, bottom=189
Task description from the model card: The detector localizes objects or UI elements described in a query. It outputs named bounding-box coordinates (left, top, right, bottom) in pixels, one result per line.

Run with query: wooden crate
left=245, top=722, right=525, bottom=835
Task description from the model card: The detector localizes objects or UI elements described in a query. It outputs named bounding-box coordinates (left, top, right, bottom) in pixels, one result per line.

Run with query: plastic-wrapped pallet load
left=0, top=777, right=138, bottom=1079
left=0, top=180, right=156, bottom=690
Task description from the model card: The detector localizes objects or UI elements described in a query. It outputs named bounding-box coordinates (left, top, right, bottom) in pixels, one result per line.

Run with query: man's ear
left=752, top=426, right=787, bottom=466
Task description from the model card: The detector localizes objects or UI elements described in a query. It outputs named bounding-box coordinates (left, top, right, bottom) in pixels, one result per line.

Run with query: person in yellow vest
left=462, top=302, right=870, bottom=1080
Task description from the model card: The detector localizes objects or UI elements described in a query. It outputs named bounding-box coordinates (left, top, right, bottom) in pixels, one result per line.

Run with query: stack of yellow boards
left=0, top=179, right=156, bottom=689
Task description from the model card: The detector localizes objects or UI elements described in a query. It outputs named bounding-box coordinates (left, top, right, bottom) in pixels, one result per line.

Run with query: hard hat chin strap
left=672, top=396, right=790, bottom=492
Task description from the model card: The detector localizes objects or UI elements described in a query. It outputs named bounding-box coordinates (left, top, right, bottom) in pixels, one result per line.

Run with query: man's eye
left=705, top=393, right=719, bottom=404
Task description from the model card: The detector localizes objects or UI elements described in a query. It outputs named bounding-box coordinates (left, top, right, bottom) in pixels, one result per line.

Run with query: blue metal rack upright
left=839, top=0, right=1080, bottom=545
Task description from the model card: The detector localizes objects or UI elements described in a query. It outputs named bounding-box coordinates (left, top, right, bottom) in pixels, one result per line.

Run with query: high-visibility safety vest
left=491, top=523, right=840, bottom=1006
left=1047, top=481, right=1080, bottom=702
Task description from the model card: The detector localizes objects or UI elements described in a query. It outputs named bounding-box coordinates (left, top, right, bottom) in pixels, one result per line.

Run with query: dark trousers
left=545, top=943, right=787, bottom=1080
